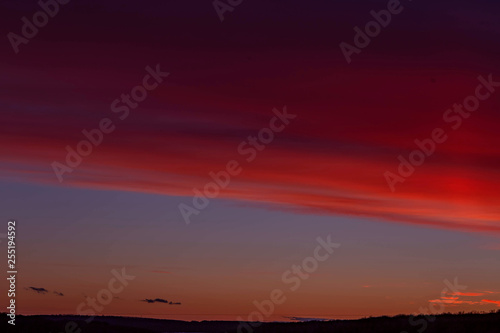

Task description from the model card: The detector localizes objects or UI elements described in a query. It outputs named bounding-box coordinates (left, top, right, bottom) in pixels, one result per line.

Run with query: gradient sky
left=1, top=0, right=500, bottom=322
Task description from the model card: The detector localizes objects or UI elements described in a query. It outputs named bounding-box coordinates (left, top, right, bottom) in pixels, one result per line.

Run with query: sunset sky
left=1, top=0, right=500, bottom=322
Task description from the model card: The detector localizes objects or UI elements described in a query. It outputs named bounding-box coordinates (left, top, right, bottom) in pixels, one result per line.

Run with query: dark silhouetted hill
left=2, top=310, right=500, bottom=332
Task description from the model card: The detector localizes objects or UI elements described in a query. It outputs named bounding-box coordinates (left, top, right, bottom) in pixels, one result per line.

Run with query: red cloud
left=430, top=291, right=500, bottom=309
left=1, top=28, right=500, bottom=234
left=452, top=292, right=485, bottom=297
left=481, top=300, right=500, bottom=307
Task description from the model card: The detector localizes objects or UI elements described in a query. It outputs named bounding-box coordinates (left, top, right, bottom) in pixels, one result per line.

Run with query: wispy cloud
left=2, top=57, right=500, bottom=234
left=452, top=292, right=485, bottom=297
left=481, top=299, right=500, bottom=307
left=429, top=290, right=500, bottom=307
left=141, top=298, right=181, bottom=305
left=26, top=287, right=64, bottom=296
left=26, top=287, right=48, bottom=294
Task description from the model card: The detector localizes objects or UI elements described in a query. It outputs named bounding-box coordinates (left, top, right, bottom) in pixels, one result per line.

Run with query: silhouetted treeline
left=2, top=310, right=500, bottom=332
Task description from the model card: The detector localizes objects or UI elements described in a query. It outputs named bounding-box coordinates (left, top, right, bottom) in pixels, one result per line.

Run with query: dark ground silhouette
left=2, top=310, right=500, bottom=332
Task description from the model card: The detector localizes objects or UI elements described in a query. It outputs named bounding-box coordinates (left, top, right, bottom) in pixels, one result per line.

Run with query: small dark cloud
left=141, top=298, right=181, bottom=305
left=26, top=287, right=49, bottom=294
left=26, top=287, right=64, bottom=296
left=143, top=298, right=168, bottom=304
